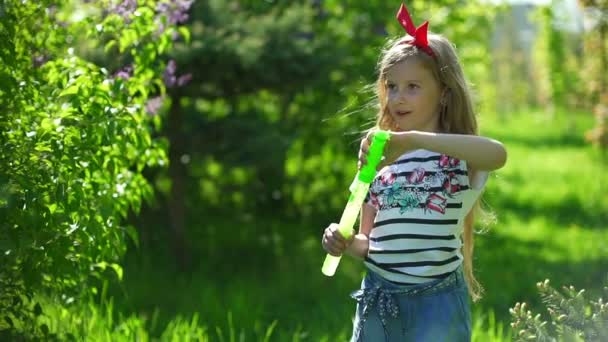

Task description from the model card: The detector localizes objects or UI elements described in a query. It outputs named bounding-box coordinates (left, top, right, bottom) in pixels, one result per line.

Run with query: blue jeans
left=350, top=267, right=471, bottom=342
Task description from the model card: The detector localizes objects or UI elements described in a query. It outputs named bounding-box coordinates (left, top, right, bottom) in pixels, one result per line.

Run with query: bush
left=510, top=279, right=608, bottom=341
left=0, top=0, right=190, bottom=337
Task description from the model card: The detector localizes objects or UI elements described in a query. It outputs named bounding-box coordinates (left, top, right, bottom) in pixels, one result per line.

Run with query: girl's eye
left=387, top=83, right=396, bottom=90
left=408, top=83, right=419, bottom=89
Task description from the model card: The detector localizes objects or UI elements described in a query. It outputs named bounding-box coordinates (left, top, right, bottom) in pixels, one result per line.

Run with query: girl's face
left=384, top=57, right=443, bottom=132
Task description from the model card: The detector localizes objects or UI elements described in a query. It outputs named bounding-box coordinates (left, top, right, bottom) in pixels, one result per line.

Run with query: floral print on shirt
left=368, top=154, right=466, bottom=215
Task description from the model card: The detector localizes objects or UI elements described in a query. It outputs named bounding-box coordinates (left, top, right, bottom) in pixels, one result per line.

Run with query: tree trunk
left=167, top=91, right=191, bottom=270
left=600, top=22, right=607, bottom=95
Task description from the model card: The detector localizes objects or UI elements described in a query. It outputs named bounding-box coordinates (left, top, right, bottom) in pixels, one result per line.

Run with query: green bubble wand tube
left=322, top=131, right=390, bottom=276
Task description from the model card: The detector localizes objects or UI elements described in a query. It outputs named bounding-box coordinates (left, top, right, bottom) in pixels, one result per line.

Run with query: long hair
left=373, top=33, right=485, bottom=301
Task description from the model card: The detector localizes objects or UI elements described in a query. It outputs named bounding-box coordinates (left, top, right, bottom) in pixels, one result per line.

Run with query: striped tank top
left=363, top=149, right=487, bottom=285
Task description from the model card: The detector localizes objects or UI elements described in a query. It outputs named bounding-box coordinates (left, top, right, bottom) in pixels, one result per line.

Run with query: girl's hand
left=358, top=131, right=414, bottom=170
left=322, top=223, right=354, bottom=256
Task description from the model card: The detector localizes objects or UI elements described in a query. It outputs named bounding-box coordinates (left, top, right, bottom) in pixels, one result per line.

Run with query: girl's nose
left=396, top=89, right=407, bottom=103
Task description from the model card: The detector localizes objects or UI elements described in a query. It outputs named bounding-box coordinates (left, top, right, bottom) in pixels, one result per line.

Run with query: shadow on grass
left=107, top=219, right=608, bottom=340
left=481, top=110, right=594, bottom=149
left=476, top=231, right=608, bottom=323
left=497, top=132, right=589, bottom=149
left=487, top=192, right=608, bottom=230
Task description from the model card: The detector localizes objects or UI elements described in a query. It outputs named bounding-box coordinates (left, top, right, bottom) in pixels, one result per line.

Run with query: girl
left=321, top=3, right=507, bottom=342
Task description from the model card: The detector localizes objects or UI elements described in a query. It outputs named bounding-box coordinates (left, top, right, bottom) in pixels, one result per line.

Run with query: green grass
left=475, top=108, right=608, bottom=320
left=33, top=299, right=510, bottom=341
left=31, top=108, right=607, bottom=341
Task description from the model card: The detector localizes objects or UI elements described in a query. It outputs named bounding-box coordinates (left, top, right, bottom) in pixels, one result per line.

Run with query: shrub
left=510, top=279, right=608, bottom=341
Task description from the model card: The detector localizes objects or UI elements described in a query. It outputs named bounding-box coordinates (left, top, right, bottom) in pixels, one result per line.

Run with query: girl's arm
left=345, top=203, right=376, bottom=260
left=362, top=131, right=506, bottom=172
left=401, top=131, right=507, bottom=171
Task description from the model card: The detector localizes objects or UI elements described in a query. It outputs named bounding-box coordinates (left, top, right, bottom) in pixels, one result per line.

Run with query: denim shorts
left=350, top=267, right=471, bottom=342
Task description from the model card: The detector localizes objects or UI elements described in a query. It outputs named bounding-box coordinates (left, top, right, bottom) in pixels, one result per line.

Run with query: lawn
left=35, top=109, right=607, bottom=341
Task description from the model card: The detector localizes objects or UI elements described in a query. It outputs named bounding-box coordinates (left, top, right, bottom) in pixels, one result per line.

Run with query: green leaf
left=34, top=143, right=52, bottom=152
left=59, top=85, right=80, bottom=97
left=105, top=40, right=117, bottom=53
left=110, top=263, right=123, bottom=281
left=158, top=34, right=170, bottom=53
left=178, top=26, right=191, bottom=44
left=47, top=203, right=57, bottom=214
left=125, top=225, right=139, bottom=249
left=40, top=118, right=54, bottom=131
left=136, top=85, right=148, bottom=98
left=93, top=262, right=123, bottom=281
left=4, top=316, right=13, bottom=328
left=34, top=303, right=43, bottom=317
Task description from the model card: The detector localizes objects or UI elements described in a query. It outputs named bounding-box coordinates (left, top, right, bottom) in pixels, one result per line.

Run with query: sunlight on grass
left=472, top=308, right=511, bottom=342
left=22, top=108, right=607, bottom=341
left=36, top=293, right=510, bottom=341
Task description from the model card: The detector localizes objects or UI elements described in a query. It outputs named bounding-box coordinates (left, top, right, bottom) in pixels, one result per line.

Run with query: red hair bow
left=396, top=3, right=434, bottom=57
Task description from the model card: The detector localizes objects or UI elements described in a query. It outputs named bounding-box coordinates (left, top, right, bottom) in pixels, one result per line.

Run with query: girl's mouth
left=395, top=110, right=411, bottom=117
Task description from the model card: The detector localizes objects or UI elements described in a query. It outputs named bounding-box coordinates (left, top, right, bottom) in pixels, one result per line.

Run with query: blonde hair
left=373, top=33, right=485, bottom=301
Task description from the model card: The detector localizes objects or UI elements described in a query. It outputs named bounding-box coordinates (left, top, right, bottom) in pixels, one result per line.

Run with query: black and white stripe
left=363, top=149, right=483, bottom=284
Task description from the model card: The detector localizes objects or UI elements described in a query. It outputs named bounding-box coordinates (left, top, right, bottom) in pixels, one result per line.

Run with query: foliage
left=578, top=1, right=608, bottom=153
left=578, top=0, right=608, bottom=102
left=1, top=0, right=606, bottom=340
left=22, top=269, right=508, bottom=341
left=25, top=292, right=207, bottom=341
left=0, top=0, right=189, bottom=337
left=105, top=109, right=602, bottom=342
left=510, top=279, right=608, bottom=341
left=472, top=309, right=512, bottom=342
left=173, top=0, right=352, bottom=220
left=173, top=0, right=497, bottom=221
left=531, top=3, right=585, bottom=110
left=585, top=93, right=608, bottom=153
left=3, top=105, right=601, bottom=340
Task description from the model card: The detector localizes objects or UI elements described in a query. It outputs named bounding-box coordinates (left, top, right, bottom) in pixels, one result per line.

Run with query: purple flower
left=156, top=0, right=193, bottom=25
left=112, top=0, right=137, bottom=21
left=163, top=60, right=177, bottom=87
left=176, top=73, right=192, bottom=87
left=145, top=96, right=164, bottom=116
left=33, top=55, right=50, bottom=68
left=163, top=60, right=192, bottom=88
left=156, top=0, right=194, bottom=36
left=114, top=71, right=130, bottom=80
left=113, top=64, right=133, bottom=80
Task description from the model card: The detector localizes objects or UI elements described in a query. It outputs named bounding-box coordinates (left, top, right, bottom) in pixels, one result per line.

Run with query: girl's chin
left=390, top=118, right=406, bottom=131
left=392, top=120, right=410, bottom=132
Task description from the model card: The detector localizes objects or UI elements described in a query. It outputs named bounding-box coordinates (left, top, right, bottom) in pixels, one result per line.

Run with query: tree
left=579, top=0, right=608, bottom=155
left=157, top=0, right=498, bottom=236
left=0, top=0, right=188, bottom=337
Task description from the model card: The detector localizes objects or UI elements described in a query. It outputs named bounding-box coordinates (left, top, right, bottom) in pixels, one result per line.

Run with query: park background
left=1, top=0, right=607, bottom=340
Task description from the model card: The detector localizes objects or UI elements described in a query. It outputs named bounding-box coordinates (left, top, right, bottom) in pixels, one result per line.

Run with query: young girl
left=321, top=4, right=507, bottom=342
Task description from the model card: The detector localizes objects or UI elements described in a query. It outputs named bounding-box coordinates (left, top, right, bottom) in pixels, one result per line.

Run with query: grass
left=26, top=108, right=608, bottom=341
left=475, top=108, right=608, bottom=320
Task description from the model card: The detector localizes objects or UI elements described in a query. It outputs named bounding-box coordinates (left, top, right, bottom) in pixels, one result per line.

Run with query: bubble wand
left=322, top=131, right=390, bottom=276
